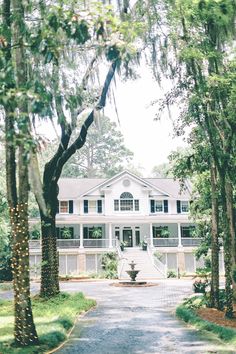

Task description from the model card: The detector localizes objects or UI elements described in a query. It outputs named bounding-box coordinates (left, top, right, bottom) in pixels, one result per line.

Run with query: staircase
left=118, top=247, right=165, bottom=280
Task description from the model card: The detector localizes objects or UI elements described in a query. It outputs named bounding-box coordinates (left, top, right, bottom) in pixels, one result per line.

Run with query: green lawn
left=0, top=292, right=96, bottom=353
left=176, top=304, right=236, bottom=346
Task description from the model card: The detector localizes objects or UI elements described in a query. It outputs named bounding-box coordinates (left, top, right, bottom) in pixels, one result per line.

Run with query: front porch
left=29, top=222, right=202, bottom=249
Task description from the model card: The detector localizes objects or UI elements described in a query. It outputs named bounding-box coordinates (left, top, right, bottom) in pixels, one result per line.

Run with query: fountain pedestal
left=118, top=260, right=147, bottom=286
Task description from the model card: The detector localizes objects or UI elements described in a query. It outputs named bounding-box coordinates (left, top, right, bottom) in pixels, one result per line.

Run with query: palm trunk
left=210, top=164, right=220, bottom=309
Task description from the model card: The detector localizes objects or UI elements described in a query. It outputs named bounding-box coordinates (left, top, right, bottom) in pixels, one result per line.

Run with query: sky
left=104, top=66, right=189, bottom=176
left=36, top=62, right=189, bottom=177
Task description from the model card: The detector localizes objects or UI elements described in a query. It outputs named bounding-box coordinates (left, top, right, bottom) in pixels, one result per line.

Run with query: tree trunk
left=38, top=61, right=117, bottom=297
left=220, top=176, right=234, bottom=318
left=8, top=0, right=39, bottom=344
left=210, top=164, right=220, bottom=309
left=40, top=212, right=59, bottom=297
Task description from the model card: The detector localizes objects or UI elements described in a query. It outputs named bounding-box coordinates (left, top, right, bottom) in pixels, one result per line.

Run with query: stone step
left=118, top=249, right=165, bottom=279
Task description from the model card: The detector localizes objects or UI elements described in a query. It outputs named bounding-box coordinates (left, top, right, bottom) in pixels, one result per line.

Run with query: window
left=181, top=226, right=195, bottom=238
left=134, top=200, right=139, bottom=211
left=153, top=226, right=169, bottom=238
left=150, top=200, right=168, bottom=213
left=84, top=200, right=102, bottom=213
left=155, top=200, right=163, bottom=212
left=60, top=201, right=68, bottom=213
left=181, top=201, right=189, bottom=213
left=114, top=200, right=119, bottom=211
left=114, top=192, right=139, bottom=212
left=177, top=200, right=189, bottom=213
left=56, top=227, right=74, bottom=239
left=88, top=200, right=97, bottom=213
left=120, top=199, right=133, bottom=211
left=83, top=226, right=103, bottom=239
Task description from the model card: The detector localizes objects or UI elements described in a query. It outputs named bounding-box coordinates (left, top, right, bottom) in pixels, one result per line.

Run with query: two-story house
left=29, top=170, right=224, bottom=277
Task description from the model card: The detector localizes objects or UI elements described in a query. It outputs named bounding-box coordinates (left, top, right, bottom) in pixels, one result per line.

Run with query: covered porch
left=29, top=221, right=201, bottom=249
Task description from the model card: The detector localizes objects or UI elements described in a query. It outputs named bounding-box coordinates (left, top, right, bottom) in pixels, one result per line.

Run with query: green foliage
left=167, top=269, right=177, bottom=278
left=182, top=295, right=207, bottom=310
left=101, top=252, right=118, bottom=279
left=30, top=223, right=41, bottom=240
left=0, top=292, right=95, bottom=353
left=176, top=303, right=236, bottom=344
left=193, top=278, right=209, bottom=294
left=232, top=265, right=236, bottom=283
left=91, top=227, right=102, bottom=239
left=61, top=115, right=133, bottom=178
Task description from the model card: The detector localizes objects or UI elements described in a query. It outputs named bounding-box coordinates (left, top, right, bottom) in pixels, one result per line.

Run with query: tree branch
left=54, top=60, right=117, bottom=181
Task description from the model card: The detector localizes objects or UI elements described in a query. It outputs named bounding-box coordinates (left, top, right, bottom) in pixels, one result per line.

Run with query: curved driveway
left=56, top=279, right=234, bottom=354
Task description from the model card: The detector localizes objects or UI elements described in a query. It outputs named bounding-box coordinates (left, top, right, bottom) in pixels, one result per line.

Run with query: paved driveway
left=55, top=280, right=235, bottom=354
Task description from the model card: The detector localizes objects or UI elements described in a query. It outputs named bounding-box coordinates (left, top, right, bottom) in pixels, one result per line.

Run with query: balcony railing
left=30, top=238, right=112, bottom=249
left=57, top=239, right=80, bottom=248
left=83, top=238, right=109, bottom=248
left=181, top=238, right=202, bottom=246
left=153, top=238, right=178, bottom=247
left=153, top=237, right=203, bottom=247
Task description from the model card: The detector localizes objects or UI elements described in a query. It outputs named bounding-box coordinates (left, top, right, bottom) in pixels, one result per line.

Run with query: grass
left=0, top=282, right=13, bottom=292
left=0, top=292, right=96, bottom=353
left=176, top=304, right=236, bottom=345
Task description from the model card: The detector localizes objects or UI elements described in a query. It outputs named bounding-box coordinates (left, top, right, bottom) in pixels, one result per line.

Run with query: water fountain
left=126, top=260, right=140, bottom=281
left=118, top=260, right=147, bottom=286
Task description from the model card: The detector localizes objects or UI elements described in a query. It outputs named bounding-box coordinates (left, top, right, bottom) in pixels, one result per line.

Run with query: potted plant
left=140, top=240, right=148, bottom=251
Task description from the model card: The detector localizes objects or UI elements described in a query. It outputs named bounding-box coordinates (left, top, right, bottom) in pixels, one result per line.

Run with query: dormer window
left=177, top=200, right=189, bottom=213
left=114, top=192, right=139, bottom=212
left=58, top=200, right=73, bottom=214
left=150, top=200, right=168, bottom=213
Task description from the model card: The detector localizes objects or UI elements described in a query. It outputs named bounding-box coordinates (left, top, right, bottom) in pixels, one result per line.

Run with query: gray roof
left=58, top=175, right=191, bottom=200
left=145, top=178, right=190, bottom=199
left=58, top=178, right=106, bottom=199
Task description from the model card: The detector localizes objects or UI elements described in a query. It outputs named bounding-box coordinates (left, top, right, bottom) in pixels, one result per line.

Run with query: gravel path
left=54, top=280, right=235, bottom=354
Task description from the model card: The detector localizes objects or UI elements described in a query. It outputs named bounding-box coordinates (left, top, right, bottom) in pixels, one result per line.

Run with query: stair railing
left=147, top=243, right=167, bottom=278
left=115, top=237, right=126, bottom=279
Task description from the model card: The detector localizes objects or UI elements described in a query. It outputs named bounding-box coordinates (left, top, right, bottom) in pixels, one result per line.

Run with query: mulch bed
left=197, top=305, right=236, bottom=329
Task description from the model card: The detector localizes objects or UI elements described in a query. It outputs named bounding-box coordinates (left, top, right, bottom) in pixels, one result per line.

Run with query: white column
left=79, top=223, right=84, bottom=248
left=178, top=222, right=182, bottom=247
left=149, top=223, right=154, bottom=247
left=109, top=223, right=113, bottom=248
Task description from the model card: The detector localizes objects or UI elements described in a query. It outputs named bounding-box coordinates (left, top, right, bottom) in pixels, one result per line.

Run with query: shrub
left=167, top=269, right=177, bottom=278
left=101, top=252, right=118, bottom=279
left=193, top=278, right=209, bottom=293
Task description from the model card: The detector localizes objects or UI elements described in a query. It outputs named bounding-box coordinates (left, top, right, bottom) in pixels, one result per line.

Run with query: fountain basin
left=126, top=270, right=140, bottom=281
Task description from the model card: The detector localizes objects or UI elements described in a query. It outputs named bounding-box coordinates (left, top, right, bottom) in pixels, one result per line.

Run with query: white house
left=29, top=170, right=224, bottom=277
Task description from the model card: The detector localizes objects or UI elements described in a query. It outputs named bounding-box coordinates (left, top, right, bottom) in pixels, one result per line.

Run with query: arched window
left=120, top=192, right=133, bottom=199
left=114, top=192, right=139, bottom=212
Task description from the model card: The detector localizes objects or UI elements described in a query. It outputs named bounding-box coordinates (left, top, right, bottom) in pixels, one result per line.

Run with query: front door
left=123, top=229, right=133, bottom=247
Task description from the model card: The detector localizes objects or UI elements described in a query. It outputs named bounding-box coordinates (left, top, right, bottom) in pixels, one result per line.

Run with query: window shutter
left=97, top=200, right=102, bottom=213
left=150, top=200, right=155, bottom=213
left=177, top=200, right=181, bottom=213
left=56, top=227, right=59, bottom=238
left=69, top=200, right=73, bottom=214
left=57, top=201, right=59, bottom=214
left=84, top=200, right=88, bottom=213
left=164, top=200, right=168, bottom=213
left=83, top=227, right=88, bottom=238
